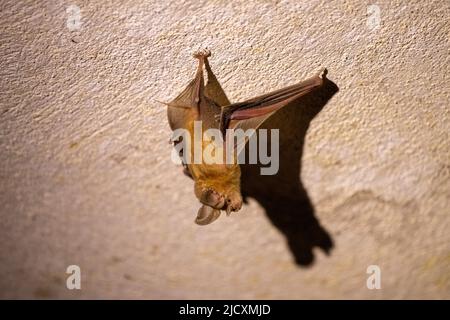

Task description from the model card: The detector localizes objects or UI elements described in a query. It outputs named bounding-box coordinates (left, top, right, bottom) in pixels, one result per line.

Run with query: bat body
left=164, top=49, right=326, bottom=225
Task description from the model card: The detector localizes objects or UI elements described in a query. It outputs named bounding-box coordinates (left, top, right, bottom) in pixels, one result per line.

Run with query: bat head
left=199, top=187, right=242, bottom=213
left=191, top=161, right=243, bottom=225
left=194, top=186, right=243, bottom=225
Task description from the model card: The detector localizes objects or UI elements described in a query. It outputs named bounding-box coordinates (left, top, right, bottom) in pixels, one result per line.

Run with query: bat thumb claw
left=318, top=68, right=328, bottom=79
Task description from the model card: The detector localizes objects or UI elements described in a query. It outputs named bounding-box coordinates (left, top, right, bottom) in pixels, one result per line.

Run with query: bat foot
left=193, top=48, right=211, bottom=59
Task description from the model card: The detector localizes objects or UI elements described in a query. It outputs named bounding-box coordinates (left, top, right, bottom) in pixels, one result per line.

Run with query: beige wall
left=0, top=0, right=449, bottom=299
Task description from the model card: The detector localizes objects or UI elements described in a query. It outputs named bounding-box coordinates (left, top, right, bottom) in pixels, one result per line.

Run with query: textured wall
left=0, top=0, right=449, bottom=299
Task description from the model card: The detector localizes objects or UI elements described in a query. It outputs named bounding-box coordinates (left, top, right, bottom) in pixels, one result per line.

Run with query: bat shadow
left=240, top=77, right=339, bottom=266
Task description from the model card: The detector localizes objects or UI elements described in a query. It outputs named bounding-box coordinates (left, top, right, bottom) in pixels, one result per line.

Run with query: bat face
left=163, top=49, right=326, bottom=225
left=191, top=161, right=243, bottom=213
left=193, top=170, right=243, bottom=225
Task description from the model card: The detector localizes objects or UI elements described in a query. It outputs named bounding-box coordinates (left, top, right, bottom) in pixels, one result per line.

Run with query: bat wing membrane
left=165, top=51, right=227, bottom=131
left=220, top=69, right=327, bottom=154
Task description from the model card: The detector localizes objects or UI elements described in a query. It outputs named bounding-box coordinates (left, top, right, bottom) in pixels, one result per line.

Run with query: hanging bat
left=161, top=49, right=326, bottom=225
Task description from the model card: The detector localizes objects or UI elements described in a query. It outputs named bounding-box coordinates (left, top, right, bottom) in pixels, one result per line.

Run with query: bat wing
left=204, top=58, right=231, bottom=107
left=198, top=53, right=230, bottom=130
left=165, top=59, right=204, bottom=131
left=165, top=50, right=228, bottom=131
left=220, top=69, right=327, bottom=152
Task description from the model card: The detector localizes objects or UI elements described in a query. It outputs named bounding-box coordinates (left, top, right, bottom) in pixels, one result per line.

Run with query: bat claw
left=193, top=48, right=211, bottom=59
left=318, top=68, right=328, bottom=79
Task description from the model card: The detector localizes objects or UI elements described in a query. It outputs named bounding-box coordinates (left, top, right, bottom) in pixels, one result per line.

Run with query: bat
left=162, top=49, right=326, bottom=225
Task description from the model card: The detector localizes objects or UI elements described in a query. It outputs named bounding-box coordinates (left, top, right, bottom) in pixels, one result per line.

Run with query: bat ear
left=195, top=205, right=221, bottom=225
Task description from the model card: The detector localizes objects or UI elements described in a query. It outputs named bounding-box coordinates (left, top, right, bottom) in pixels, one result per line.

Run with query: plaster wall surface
left=0, top=0, right=449, bottom=299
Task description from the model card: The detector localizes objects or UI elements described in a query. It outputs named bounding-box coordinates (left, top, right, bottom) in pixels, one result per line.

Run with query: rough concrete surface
left=0, top=0, right=449, bottom=299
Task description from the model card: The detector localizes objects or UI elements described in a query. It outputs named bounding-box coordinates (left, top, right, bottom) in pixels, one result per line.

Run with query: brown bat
left=162, top=49, right=326, bottom=225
